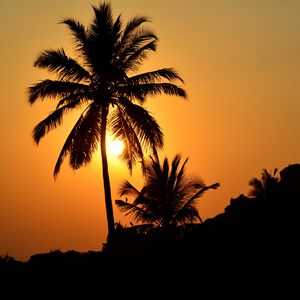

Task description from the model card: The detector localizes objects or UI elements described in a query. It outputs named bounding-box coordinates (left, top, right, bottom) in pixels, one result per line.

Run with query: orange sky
left=1, top=0, right=300, bottom=261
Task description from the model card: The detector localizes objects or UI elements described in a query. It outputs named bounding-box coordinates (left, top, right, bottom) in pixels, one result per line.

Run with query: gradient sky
left=1, top=0, right=300, bottom=261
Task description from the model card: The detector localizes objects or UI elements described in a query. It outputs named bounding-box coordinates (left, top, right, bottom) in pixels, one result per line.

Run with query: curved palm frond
left=34, top=48, right=91, bottom=82
left=55, top=92, right=91, bottom=109
left=118, top=98, right=163, bottom=151
left=174, top=183, right=220, bottom=224
left=119, top=180, right=141, bottom=197
left=118, top=180, right=157, bottom=210
left=59, top=18, right=92, bottom=66
left=109, top=107, right=145, bottom=173
left=28, top=80, right=87, bottom=104
left=128, top=68, right=184, bottom=84
left=109, top=97, right=163, bottom=174
left=53, top=103, right=101, bottom=177
left=115, top=16, right=150, bottom=59
left=69, top=104, right=102, bottom=169
left=115, top=199, right=157, bottom=224
left=119, top=82, right=187, bottom=103
left=167, top=154, right=183, bottom=191
left=53, top=107, right=88, bottom=177
left=33, top=98, right=82, bottom=144
left=121, top=39, right=157, bottom=71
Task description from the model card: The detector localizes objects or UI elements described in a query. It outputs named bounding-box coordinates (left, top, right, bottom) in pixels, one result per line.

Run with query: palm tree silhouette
left=115, top=154, right=220, bottom=230
left=28, top=2, right=186, bottom=236
left=248, top=168, right=279, bottom=199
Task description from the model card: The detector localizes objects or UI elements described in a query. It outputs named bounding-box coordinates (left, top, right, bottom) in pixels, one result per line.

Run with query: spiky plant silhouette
left=116, top=154, right=219, bottom=231
left=248, top=168, right=279, bottom=199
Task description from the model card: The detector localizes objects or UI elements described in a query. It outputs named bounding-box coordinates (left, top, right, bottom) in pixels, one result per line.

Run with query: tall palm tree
left=115, top=154, right=220, bottom=229
left=28, top=2, right=186, bottom=236
left=248, top=168, right=279, bottom=199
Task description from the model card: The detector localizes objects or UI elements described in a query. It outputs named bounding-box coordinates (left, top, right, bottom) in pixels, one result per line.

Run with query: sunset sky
left=1, top=0, right=300, bottom=261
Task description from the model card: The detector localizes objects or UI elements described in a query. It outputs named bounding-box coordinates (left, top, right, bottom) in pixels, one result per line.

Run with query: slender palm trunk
left=100, top=106, right=115, bottom=236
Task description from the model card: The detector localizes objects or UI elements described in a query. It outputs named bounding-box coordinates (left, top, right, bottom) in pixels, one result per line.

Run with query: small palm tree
left=28, top=2, right=186, bottom=236
left=115, top=154, right=220, bottom=229
left=248, top=168, right=279, bottom=198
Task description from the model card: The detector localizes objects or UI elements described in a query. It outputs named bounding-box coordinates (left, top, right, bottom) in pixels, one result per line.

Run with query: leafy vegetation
left=115, top=154, right=219, bottom=230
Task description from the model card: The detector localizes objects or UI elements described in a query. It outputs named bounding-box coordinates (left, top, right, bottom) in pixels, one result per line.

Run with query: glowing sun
left=108, top=139, right=125, bottom=157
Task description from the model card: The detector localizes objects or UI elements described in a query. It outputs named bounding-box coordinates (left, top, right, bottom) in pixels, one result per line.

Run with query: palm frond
left=173, top=182, right=220, bottom=224
left=119, top=16, right=150, bottom=47
left=168, top=154, right=183, bottom=192
left=115, top=199, right=139, bottom=215
left=28, top=80, right=87, bottom=104
left=110, top=99, right=163, bottom=175
left=109, top=107, right=145, bottom=173
left=69, top=104, right=101, bottom=169
left=141, top=158, right=169, bottom=211
left=146, top=156, right=164, bottom=186
left=33, top=99, right=82, bottom=144
left=121, top=39, right=157, bottom=71
left=162, top=157, right=170, bottom=189
left=172, top=157, right=189, bottom=193
left=188, top=183, right=220, bottom=205
left=119, top=180, right=141, bottom=197
left=119, top=82, right=187, bottom=102
left=60, top=18, right=92, bottom=64
left=53, top=107, right=88, bottom=177
left=115, top=199, right=156, bottom=223
left=56, top=92, right=91, bottom=109
left=33, top=48, right=91, bottom=82
left=118, top=98, right=163, bottom=151
left=115, top=16, right=150, bottom=59
left=128, top=68, right=184, bottom=84
left=111, top=14, right=123, bottom=48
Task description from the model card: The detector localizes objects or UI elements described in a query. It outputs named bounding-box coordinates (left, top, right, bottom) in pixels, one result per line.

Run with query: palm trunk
left=100, top=106, right=115, bottom=237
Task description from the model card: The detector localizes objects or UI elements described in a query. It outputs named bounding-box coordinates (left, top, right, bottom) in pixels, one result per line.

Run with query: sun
left=108, top=139, right=125, bottom=157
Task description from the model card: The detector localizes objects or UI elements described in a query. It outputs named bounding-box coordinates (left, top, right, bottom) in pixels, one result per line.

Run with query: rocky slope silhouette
left=1, top=164, right=299, bottom=297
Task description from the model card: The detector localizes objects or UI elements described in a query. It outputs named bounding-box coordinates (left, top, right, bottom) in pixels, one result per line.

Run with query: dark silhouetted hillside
left=1, top=164, right=299, bottom=297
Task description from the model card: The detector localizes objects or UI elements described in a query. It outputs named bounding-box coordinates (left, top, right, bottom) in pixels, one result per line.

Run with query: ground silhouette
left=1, top=164, right=299, bottom=297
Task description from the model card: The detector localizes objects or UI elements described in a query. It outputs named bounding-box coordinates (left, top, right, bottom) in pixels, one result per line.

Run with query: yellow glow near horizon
left=108, top=139, right=125, bottom=157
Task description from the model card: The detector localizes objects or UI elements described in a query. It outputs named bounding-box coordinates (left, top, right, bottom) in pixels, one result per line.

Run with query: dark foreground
left=1, top=165, right=300, bottom=298
left=1, top=198, right=299, bottom=298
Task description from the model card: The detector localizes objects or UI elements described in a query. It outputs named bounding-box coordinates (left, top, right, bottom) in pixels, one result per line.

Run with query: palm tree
left=28, top=2, right=186, bottom=236
left=115, top=154, right=220, bottom=230
left=248, top=168, right=279, bottom=199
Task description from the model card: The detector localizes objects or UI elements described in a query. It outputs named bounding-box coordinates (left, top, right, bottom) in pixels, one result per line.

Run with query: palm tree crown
left=248, top=168, right=279, bottom=198
left=115, top=154, right=220, bottom=228
left=28, top=2, right=187, bottom=235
